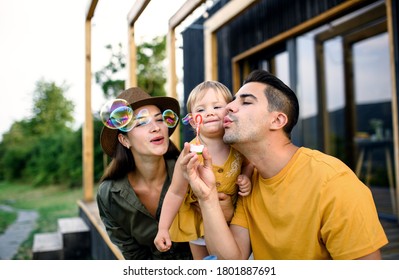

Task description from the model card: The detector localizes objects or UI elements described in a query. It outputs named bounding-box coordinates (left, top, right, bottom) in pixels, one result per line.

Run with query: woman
left=97, top=87, right=192, bottom=260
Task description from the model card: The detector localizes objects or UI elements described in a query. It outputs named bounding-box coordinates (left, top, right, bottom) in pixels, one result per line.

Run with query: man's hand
left=191, top=193, right=234, bottom=223
left=218, top=193, right=234, bottom=223
left=180, top=143, right=217, bottom=201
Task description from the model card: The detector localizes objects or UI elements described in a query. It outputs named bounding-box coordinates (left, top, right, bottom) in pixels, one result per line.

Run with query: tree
left=136, top=36, right=167, bottom=97
left=94, top=43, right=126, bottom=99
left=94, top=35, right=167, bottom=99
left=0, top=120, right=35, bottom=180
left=30, top=79, right=75, bottom=135
left=0, top=79, right=78, bottom=185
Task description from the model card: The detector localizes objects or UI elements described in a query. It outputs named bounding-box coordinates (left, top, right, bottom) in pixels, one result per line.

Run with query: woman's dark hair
left=243, top=69, right=299, bottom=138
left=100, top=134, right=180, bottom=182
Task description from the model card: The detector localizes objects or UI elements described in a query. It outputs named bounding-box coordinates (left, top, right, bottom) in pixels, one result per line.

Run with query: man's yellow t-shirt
left=231, top=147, right=388, bottom=259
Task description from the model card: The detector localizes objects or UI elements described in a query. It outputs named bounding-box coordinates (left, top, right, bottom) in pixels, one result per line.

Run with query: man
left=180, top=69, right=388, bottom=260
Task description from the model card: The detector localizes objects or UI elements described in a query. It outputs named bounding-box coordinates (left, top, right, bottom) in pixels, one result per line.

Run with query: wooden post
left=126, top=24, right=137, bottom=88
left=83, top=0, right=98, bottom=202
left=167, top=0, right=206, bottom=147
left=386, top=0, right=399, bottom=219
left=167, top=28, right=180, bottom=146
left=83, top=19, right=94, bottom=202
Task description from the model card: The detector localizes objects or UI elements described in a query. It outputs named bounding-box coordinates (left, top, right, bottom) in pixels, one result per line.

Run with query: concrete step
left=32, top=217, right=91, bottom=260
left=58, top=217, right=91, bottom=259
left=32, top=232, right=63, bottom=260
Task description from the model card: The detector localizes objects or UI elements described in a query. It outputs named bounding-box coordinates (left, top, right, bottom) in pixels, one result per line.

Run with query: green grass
left=0, top=210, right=17, bottom=234
left=0, top=181, right=87, bottom=259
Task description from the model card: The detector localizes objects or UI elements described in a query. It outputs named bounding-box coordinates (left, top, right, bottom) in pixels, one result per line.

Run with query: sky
left=0, top=0, right=190, bottom=140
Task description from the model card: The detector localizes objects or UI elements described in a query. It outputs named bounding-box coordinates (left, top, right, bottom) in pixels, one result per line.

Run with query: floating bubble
left=135, top=109, right=151, bottom=127
left=117, top=108, right=180, bottom=132
left=163, top=109, right=179, bottom=128
left=100, top=99, right=133, bottom=129
left=119, top=109, right=150, bottom=132
left=182, top=113, right=193, bottom=125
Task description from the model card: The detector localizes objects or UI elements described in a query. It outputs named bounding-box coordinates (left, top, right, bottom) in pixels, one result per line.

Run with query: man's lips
left=223, top=116, right=233, bottom=128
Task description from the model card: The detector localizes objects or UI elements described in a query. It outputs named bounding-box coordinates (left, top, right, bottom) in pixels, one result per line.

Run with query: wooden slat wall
left=215, top=0, right=370, bottom=89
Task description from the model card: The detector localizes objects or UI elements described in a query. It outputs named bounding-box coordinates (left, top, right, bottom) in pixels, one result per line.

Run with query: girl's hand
left=154, top=229, right=172, bottom=252
left=237, top=174, right=252, bottom=196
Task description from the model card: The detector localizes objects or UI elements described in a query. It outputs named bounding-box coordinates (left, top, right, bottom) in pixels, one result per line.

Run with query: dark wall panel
left=216, top=0, right=356, bottom=88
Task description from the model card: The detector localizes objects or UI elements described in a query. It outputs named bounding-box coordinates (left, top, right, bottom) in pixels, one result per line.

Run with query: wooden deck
left=77, top=200, right=124, bottom=260
left=370, top=187, right=399, bottom=260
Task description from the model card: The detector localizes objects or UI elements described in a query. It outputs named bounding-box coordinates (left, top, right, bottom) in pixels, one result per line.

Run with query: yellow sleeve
left=320, top=171, right=388, bottom=259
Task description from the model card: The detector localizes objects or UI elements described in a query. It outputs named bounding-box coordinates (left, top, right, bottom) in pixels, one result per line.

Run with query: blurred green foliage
left=0, top=37, right=167, bottom=188
left=136, top=36, right=167, bottom=97
left=95, top=36, right=167, bottom=99
left=0, top=80, right=104, bottom=187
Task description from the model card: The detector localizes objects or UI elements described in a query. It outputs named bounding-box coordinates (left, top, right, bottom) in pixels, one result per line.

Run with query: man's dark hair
left=243, top=69, right=299, bottom=138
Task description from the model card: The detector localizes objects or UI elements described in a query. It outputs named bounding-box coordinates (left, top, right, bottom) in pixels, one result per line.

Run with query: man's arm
left=355, top=250, right=382, bottom=260
left=181, top=143, right=250, bottom=259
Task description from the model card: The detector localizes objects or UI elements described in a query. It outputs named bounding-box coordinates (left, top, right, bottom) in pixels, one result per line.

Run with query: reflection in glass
left=353, top=33, right=392, bottom=140
left=353, top=32, right=393, bottom=187
left=324, top=37, right=346, bottom=160
left=296, top=34, right=319, bottom=149
left=275, top=52, right=290, bottom=87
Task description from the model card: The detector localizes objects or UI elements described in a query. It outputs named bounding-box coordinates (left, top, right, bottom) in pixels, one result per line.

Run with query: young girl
left=154, top=81, right=253, bottom=259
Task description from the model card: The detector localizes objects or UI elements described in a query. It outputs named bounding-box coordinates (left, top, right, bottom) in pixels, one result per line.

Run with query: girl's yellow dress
left=169, top=142, right=244, bottom=242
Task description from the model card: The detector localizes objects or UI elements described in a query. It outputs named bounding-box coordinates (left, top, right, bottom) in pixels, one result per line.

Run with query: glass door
left=349, top=32, right=396, bottom=215
left=316, top=2, right=396, bottom=216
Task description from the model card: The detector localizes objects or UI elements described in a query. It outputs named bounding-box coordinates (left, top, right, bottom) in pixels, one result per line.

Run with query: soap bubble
left=100, top=99, right=133, bottom=130
left=102, top=106, right=180, bottom=132
left=182, top=113, right=193, bottom=125
left=118, top=108, right=149, bottom=132
left=163, top=109, right=179, bottom=128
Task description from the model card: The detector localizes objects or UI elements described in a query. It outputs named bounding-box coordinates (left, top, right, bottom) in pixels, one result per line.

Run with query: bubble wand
left=189, top=114, right=204, bottom=154
left=182, top=113, right=204, bottom=154
left=195, top=114, right=202, bottom=145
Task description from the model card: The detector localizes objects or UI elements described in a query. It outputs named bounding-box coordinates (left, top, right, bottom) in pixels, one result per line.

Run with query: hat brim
left=100, top=95, right=180, bottom=158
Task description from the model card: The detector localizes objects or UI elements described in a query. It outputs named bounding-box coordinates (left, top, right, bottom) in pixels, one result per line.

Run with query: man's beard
left=223, top=130, right=237, bottom=145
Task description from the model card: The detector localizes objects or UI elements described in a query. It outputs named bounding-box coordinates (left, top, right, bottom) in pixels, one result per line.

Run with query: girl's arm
left=154, top=154, right=189, bottom=251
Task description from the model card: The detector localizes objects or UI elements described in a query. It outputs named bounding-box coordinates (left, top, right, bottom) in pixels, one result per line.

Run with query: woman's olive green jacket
left=97, top=158, right=192, bottom=260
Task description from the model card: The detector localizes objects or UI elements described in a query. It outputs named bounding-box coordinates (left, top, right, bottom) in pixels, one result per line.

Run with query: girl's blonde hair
left=186, top=81, right=233, bottom=113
